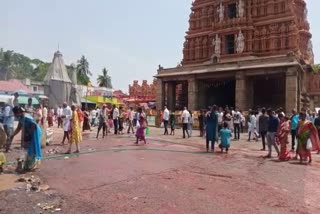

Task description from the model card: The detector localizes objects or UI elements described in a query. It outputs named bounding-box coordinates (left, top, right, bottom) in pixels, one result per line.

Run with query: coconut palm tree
left=76, top=55, right=91, bottom=85
left=97, top=68, right=112, bottom=88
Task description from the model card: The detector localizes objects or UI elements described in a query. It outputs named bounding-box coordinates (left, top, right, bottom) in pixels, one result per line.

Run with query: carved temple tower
left=155, top=0, right=313, bottom=113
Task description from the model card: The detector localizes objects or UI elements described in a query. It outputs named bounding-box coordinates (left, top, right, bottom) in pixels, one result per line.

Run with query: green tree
left=313, top=64, right=320, bottom=73
left=2, top=50, right=15, bottom=80
left=32, top=62, right=50, bottom=81
left=76, top=55, right=91, bottom=85
left=97, top=67, right=112, bottom=88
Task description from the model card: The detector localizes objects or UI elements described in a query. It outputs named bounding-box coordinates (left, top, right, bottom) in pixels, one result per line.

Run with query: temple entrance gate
left=252, top=74, right=286, bottom=110
left=198, top=79, right=236, bottom=109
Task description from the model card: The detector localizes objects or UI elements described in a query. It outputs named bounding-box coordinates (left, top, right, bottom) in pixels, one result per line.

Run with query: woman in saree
left=276, top=114, right=291, bottom=161
left=47, top=108, right=54, bottom=127
left=82, top=108, right=91, bottom=132
left=66, top=105, right=82, bottom=154
left=296, top=112, right=320, bottom=163
left=9, top=106, right=42, bottom=173
left=135, top=108, right=147, bottom=145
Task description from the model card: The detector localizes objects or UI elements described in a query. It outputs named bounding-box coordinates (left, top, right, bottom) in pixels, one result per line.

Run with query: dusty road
left=1, top=127, right=320, bottom=214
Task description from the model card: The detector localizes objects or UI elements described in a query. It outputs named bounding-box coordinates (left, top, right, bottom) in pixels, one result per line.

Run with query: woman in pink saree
left=276, top=115, right=291, bottom=161
left=135, top=108, right=147, bottom=145
left=296, top=112, right=320, bottom=163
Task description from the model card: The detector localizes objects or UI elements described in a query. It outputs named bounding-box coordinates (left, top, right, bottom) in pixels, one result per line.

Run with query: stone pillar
left=167, top=82, right=176, bottom=111
left=188, top=78, right=198, bottom=111
left=156, top=79, right=165, bottom=110
left=198, top=81, right=206, bottom=109
left=235, top=72, right=248, bottom=110
left=285, top=67, right=298, bottom=114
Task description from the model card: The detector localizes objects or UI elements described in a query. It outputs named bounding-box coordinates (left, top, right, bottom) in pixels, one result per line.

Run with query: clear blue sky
left=1, top=0, right=319, bottom=92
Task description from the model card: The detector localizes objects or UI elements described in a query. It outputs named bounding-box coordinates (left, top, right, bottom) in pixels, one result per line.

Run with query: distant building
left=129, top=79, right=157, bottom=101
left=113, top=90, right=129, bottom=99
left=19, top=78, right=45, bottom=95
left=0, top=79, right=33, bottom=95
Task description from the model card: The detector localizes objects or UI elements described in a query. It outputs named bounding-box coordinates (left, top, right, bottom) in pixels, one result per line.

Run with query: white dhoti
left=248, top=122, right=255, bottom=133
left=63, top=119, right=70, bottom=132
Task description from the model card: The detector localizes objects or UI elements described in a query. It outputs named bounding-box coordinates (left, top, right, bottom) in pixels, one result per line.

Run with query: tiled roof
left=0, top=79, right=33, bottom=94
left=113, top=90, right=128, bottom=97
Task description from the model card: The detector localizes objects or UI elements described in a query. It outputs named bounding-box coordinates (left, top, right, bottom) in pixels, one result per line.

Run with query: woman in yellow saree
left=65, top=105, right=82, bottom=154
left=296, top=112, right=320, bottom=163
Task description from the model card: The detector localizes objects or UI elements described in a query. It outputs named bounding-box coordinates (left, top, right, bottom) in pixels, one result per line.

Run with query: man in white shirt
left=25, top=98, right=34, bottom=117
left=163, top=106, right=170, bottom=135
left=61, top=102, right=72, bottom=145
left=233, top=107, right=241, bottom=140
left=42, top=105, right=48, bottom=127
left=181, top=107, right=190, bottom=138
left=57, top=106, right=63, bottom=128
left=218, top=107, right=224, bottom=132
left=13, top=92, right=19, bottom=107
left=112, top=105, right=119, bottom=134
left=3, top=100, right=14, bottom=152
left=127, top=107, right=135, bottom=134
left=90, top=108, right=97, bottom=127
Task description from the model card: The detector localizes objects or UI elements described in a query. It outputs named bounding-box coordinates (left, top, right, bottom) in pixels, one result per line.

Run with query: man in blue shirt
left=265, top=109, right=280, bottom=158
left=290, top=109, right=299, bottom=151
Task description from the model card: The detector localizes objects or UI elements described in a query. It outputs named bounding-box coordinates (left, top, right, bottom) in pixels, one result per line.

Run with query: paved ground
left=1, top=127, right=320, bottom=214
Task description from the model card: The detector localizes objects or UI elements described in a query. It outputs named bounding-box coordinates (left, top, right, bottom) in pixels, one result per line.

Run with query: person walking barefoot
left=205, top=106, right=218, bottom=153
left=135, top=108, right=147, bottom=145
left=169, top=113, right=176, bottom=136
left=65, top=105, right=82, bottom=154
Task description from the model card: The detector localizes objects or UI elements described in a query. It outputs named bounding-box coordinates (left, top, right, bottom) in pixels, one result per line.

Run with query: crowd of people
left=2, top=95, right=320, bottom=173
left=0, top=95, right=153, bottom=173
left=162, top=105, right=320, bottom=163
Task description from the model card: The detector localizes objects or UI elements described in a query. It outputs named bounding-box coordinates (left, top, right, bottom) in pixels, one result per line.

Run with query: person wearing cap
left=9, top=106, right=42, bottom=173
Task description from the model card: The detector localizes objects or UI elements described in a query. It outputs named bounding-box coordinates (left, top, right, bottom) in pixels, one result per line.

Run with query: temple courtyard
left=1, top=127, right=320, bottom=214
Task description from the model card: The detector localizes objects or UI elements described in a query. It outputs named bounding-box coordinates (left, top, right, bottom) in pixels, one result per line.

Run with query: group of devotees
left=1, top=96, right=320, bottom=173
left=162, top=105, right=320, bottom=163
left=0, top=99, right=149, bottom=173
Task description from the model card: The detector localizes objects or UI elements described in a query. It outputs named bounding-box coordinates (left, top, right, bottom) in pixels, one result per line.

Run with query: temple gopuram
left=155, top=0, right=314, bottom=113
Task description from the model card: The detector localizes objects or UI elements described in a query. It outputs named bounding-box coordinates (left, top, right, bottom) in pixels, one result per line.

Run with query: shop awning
left=18, top=96, right=39, bottom=105
left=85, top=96, right=121, bottom=106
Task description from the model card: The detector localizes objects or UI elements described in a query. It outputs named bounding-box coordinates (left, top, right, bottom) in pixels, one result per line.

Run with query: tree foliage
left=76, top=55, right=92, bottom=85
left=0, top=49, right=93, bottom=85
left=313, top=64, right=320, bottom=73
left=97, top=68, right=112, bottom=88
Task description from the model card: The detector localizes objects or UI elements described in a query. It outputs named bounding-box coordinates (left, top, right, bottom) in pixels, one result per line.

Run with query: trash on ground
left=46, top=147, right=61, bottom=154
